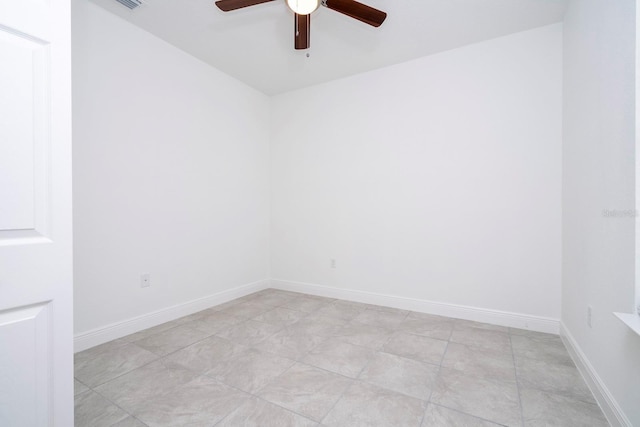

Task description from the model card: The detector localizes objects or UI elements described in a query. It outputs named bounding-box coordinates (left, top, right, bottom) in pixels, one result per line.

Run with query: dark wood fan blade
left=215, top=0, right=276, bottom=12
left=322, top=0, right=386, bottom=27
left=294, top=13, right=310, bottom=50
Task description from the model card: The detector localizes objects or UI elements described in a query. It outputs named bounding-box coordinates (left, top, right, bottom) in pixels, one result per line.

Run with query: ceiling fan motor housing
left=215, top=0, right=386, bottom=50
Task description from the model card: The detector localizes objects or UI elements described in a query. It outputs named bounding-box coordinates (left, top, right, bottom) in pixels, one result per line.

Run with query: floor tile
left=509, top=328, right=559, bottom=340
left=209, top=347, right=295, bottom=393
left=216, top=319, right=282, bottom=346
left=252, top=307, right=308, bottom=327
left=75, top=379, right=89, bottom=396
left=441, top=342, right=516, bottom=382
left=421, top=404, right=502, bottom=426
left=351, top=309, right=408, bottom=328
left=359, top=352, right=439, bottom=400
left=315, top=301, right=367, bottom=321
left=331, top=322, right=393, bottom=350
left=164, top=335, right=247, bottom=374
left=383, top=332, right=447, bottom=365
left=219, top=300, right=275, bottom=318
left=134, top=325, right=210, bottom=357
left=171, top=308, right=211, bottom=325
left=301, top=294, right=336, bottom=303
left=74, top=339, right=128, bottom=360
left=234, top=292, right=268, bottom=303
left=115, top=321, right=184, bottom=344
left=511, top=334, right=573, bottom=365
left=322, top=381, right=426, bottom=427
left=291, top=315, right=349, bottom=337
left=303, top=338, right=375, bottom=378
left=258, top=363, right=352, bottom=422
left=396, top=316, right=454, bottom=341
left=335, top=300, right=369, bottom=308
left=406, top=312, right=452, bottom=322
left=255, top=326, right=326, bottom=360
left=250, top=292, right=296, bottom=307
left=430, top=367, right=521, bottom=427
left=180, top=311, right=244, bottom=335
left=454, top=319, right=509, bottom=334
left=449, top=327, right=511, bottom=352
left=74, top=342, right=158, bottom=387
left=95, top=359, right=199, bottom=415
left=111, top=416, right=148, bottom=427
left=515, top=355, right=595, bottom=403
left=520, top=387, right=608, bottom=427
left=74, top=390, right=129, bottom=427
left=73, top=292, right=604, bottom=427
left=134, top=375, right=248, bottom=427
left=252, top=289, right=300, bottom=299
left=283, top=296, right=333, bottom=313
left=362, top=304, right=410, bottom=316
left=217, top=396, right=317, bottom=427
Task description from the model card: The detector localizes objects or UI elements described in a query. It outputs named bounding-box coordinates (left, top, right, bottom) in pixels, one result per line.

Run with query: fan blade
left=215, top=0, right=275, bottom=12
left=322, top=0, right=386, bottom=27
left=294, top=13, right=310, bottom=50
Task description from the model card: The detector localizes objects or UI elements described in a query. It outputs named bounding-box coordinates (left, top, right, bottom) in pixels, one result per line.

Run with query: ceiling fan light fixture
left=286, top=0, right=318, bottom=15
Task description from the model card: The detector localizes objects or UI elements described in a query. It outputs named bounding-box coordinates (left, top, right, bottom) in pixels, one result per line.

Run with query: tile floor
left=74, top=289, right=609, bottom=427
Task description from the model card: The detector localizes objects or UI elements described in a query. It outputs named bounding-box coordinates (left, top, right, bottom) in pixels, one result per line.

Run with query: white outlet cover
left=141, top=274, right=151, bottom=288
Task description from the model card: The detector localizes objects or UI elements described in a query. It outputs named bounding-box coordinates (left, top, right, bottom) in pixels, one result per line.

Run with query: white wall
left=562, top=0, right=640, bottom=425
left=73, top=1, right=270, bottom=336
left=271, top=25, right=562, bottom=322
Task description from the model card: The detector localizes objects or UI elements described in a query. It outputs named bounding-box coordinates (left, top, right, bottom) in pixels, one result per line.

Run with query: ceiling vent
left=115, top=0, right=142, bottom=9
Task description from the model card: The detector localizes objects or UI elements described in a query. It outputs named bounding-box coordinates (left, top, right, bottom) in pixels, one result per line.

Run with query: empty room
left=1, top=0, right=639, bottom=425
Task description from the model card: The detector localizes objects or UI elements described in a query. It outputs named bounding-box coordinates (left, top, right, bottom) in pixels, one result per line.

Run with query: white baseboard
left=271, top=279, right=559, bottom=334
left=560, top=323, right=631, bottom=427
left=74, top=279, right=270, bottom=353
left=74, top=278, right=560, bottom=352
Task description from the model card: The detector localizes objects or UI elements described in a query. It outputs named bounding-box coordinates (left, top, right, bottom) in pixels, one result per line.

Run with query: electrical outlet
left=330, top=258, right=336, bottom=269
left=141, top=273, right=151, bottom=288
left=587, top=305, right=592, bottom=328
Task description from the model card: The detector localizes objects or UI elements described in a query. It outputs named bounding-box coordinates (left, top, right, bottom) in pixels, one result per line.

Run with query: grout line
left=509, top=334, right=526, bottom=427
left=127, top=413, right=150, bottom=426
left=81, top=313, right=255, bottom=390
left=316, top=372, right=356, bottom=425
left=417, top=324, right=446, bottom=427
left=73, top=377, right=91, bottom=391
left=224, top=361, right=332, bottom=423
left=353, top=352, right=375, bottom=381
left=421, top=324, right=450, bottom=425
left=175, top=375, right=250, bottom=427
left=75, top=291, right=293, bottom=424
left=78, top=289, right=543, bottom=427
left=293, top=359, right=362, bottom=383
left=247, top=394, right=319, bottom=425
left=81, top=355, right=161, bottom=390
left=428, top=402, right=511, bottom=427
left=89, top=382, right=147, bottom=425
left=418, top=408, right=427, bottom=427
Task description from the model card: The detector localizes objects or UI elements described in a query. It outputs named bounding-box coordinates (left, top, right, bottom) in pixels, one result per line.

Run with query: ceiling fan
left=214, top=0, right=387, bottom=50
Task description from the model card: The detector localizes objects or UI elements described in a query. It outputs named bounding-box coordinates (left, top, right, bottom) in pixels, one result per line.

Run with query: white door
left=0, top=0, right=73, bottom=425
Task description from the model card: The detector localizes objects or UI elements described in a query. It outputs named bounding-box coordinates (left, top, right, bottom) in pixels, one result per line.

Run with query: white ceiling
left=89, top=0, right=567, bottom=95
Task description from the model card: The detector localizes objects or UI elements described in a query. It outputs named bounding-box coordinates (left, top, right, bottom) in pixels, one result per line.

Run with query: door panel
left=0, top=30, right=49, bottom=240
left=0, top=0, right=72, bottom=425
left=0, top=302, right=51, bottom=426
